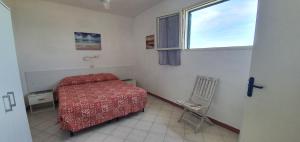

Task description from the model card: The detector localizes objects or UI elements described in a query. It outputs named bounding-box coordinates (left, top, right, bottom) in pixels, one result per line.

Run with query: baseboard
left=147, top=92, right=240, bottom=134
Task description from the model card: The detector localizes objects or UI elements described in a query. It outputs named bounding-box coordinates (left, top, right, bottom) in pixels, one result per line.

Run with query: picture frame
left=146, top=35, right=155, bottom=49
left=74, top=32, right=101, bottom=50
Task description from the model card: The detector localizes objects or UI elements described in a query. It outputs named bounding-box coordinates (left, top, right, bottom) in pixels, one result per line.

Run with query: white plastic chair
left=177, top=75, right=218, bottom=132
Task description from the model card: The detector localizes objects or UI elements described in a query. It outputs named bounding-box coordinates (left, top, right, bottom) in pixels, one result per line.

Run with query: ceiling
left=43, top=0, right=162, bottom=17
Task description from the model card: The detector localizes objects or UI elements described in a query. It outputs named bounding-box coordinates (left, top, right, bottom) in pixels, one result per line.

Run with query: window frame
left=182, top=0, right=254, bottom=50
left=156, top=12, right=182, bottom=51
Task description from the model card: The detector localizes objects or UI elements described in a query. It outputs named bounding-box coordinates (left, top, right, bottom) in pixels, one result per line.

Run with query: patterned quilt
left=57, top=79, right=147, bottom=132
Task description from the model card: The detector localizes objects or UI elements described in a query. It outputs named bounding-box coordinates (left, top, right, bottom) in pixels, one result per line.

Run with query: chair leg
left=205, top=117, right=214, bottom=125
left=195, top=117, right=205, bottom=133
left=178, top=109, right=187, bottom=122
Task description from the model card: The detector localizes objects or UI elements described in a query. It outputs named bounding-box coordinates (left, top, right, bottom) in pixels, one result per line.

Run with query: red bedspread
left=57, top=80, right=147, bottom=132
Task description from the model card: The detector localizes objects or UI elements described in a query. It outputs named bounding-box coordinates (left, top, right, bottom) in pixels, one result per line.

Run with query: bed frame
left=69, top=108, right=145, bottom=137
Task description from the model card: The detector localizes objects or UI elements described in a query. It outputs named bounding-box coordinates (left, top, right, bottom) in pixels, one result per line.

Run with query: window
left=156, top=13, right=181, bottom=66
left=184, top=0, right=258, bottom=49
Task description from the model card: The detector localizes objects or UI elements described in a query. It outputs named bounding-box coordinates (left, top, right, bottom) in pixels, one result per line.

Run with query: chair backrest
left=189, top=76, right=218, bottom=107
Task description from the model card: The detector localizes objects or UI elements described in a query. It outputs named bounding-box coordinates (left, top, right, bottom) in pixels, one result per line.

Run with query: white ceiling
left=43, top=0, right=162, bottom=17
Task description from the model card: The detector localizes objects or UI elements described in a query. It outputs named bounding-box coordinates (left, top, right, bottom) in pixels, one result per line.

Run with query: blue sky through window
left=189, top=0, right=258, bottom=49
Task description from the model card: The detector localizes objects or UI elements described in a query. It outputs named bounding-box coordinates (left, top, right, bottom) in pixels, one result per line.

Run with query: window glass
left=187, top=0, right=258, bottom=49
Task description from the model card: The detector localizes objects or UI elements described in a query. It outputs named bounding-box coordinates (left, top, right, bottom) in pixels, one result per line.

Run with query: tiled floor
left=27, top=95, right=238, bottom=142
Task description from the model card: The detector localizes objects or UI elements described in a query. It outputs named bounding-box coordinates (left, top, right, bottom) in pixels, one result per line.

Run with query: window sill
left=156, top=48, right=182, bottom=51
left=183, top=46, right=252, bottom=51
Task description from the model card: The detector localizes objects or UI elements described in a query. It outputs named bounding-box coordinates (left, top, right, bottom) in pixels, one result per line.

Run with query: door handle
left=253, top=84, right=264, bottom=89
left=247, top=77, right=264, bottom=97
left=2, top=95, right=13, bottom=112
left=7, top=92, right=16, bottom=107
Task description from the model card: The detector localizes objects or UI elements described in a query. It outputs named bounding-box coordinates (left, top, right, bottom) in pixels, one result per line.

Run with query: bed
left=56, top=73, right=147, bottom=134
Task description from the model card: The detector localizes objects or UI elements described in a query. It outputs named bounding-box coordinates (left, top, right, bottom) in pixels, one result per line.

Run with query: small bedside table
left=122, top=79, right=137, bottom=86
left=28, top=91, right=55, bottom=113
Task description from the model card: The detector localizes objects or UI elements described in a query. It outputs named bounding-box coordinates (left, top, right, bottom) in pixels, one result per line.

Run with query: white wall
left=133, top=0, right=252, bottom=129
left=8, top=0, right=135, bottom=94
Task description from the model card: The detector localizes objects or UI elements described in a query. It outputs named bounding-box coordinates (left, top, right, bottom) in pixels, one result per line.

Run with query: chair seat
left=177, top=100, right=205, bottom=111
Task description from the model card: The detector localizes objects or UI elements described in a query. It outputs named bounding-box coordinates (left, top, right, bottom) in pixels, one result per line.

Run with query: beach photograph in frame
left=75, top=32, right=101, bottom=50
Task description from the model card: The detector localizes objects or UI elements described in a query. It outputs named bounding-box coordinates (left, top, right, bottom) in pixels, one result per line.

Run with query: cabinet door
left=0, top=2, right=32, bottom=142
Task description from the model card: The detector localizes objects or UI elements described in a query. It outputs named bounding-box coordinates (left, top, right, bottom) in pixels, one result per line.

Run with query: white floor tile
left=158, top=110, right=172, bottom=118
left=222, top=135, right=238, bottom=142
left=119, top=118, right=138, bottom=128
left=129, top=113, right=143, bottom=120
left=165, top=135, right=184, bottom=142
left=203, top=133, right=224, bottom=142
left=111, top=126, right=132, bottom=138
left=184, top=131, right=204, bottom=142
left=149, top=123, right=168, bottom=134
left=71, top=131, right=93, bottom=142
left=43, top=135, right=64, bottom=142
left=134, top=120, right=153, bottom=131
left=30, top=127, right=41, bottom=137
left=95, top=124, right=118, bottom=135
left=29, top=117, right=47, bottom=127
left=104, top=136, right=124, bottom=142
left=27, top=95, right=239, bottom=142
left=169, top=119, right=185, bottom=128
left=166, top=126, right=185, bottom=139
left=144, top=132, right=165, bottom=142
left=44, top=123, right=60, bottom=135
left=141, top=113, right=157, bottom=122
left=126, top=129, right=148, bottom=142
left=31, top=132, right=51, bottom=142
left=34, top=120, right=56, bottom=131
left=154, top=116, right=170, bottom=125
left=85, top=133, right=108, bottom=142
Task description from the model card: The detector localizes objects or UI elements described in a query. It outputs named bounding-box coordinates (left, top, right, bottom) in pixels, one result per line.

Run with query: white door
left=239, top=0, right=300, bottom=142
left=0, top=2, right=32, bottom=142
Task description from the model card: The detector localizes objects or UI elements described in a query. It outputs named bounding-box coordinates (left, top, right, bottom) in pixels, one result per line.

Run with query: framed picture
left=146, top=35, right=155, bottom=49
left=74, top=32, right=101, bottom=50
